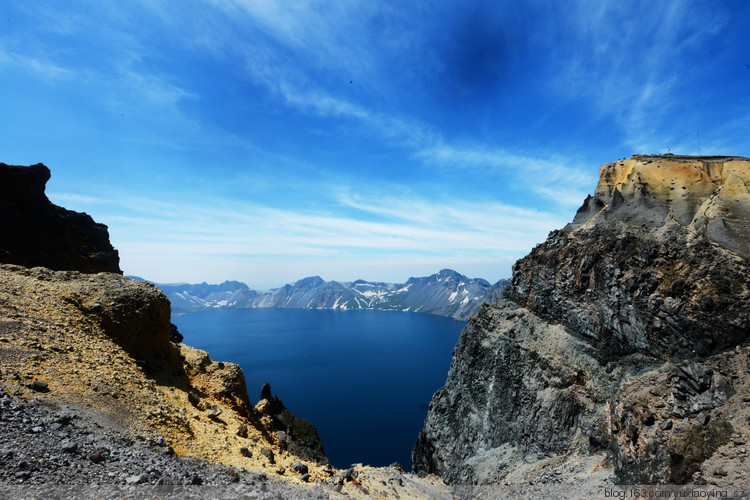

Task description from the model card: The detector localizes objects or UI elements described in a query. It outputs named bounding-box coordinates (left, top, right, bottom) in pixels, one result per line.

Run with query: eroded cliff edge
left=413, top=155, right=750, bottom=486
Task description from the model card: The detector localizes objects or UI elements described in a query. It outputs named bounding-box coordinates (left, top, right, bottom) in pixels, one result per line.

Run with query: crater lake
left=172, top=308, right=465, bottom=470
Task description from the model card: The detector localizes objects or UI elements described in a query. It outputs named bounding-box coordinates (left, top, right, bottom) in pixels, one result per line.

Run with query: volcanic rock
left=414, top=155, right=750, bottom=486
left=0, top=163, right=120, bottom=274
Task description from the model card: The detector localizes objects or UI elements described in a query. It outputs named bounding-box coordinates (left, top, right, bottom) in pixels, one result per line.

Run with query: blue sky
left=2, top=1, right=749, bottom=288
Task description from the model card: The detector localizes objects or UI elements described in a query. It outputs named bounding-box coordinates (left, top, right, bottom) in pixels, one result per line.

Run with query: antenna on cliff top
left=697, top=129, right=701, bottom=156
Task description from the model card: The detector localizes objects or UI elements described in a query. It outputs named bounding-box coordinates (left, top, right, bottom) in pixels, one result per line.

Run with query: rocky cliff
left=413, top=155, right=750, bottom=487
left=0, top=163, right=121, bottom=274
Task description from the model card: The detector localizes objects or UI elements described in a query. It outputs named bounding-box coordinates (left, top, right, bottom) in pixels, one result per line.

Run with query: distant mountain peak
left=156, top=269, right=510, bottom=321
left=293, top=276, right=325, bottom=288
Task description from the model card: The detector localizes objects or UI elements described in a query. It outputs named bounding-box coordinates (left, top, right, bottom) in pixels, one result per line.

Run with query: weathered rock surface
left=0, top=163, right=120, bottom=274
left=2, top=265, right=171, bottom=359
left=505, top=155, right=750, bottom=359
left=414, top=155, right=750, bottom=486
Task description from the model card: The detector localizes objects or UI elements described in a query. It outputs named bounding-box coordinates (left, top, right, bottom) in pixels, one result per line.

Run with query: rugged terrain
left=414, top=155, right=750, bottom=487
left=156, top=270, right=509, bottom=321
left=0, top=162, right=454, bottom=498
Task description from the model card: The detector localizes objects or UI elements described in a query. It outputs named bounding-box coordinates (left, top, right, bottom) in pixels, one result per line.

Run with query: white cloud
left=0, top=47, right=75, bottom=81
left=543, top=1, right=729, bottom=153
left=416, top=144, right=594, bottom=208
left=80, top=185, right=565, bottom=286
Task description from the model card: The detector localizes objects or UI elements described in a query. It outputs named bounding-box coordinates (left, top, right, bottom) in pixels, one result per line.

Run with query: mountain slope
left=157, top=269, right=509, bottom=321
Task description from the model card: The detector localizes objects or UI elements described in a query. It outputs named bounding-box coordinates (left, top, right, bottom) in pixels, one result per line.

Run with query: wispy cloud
left=54, top=185, right=564, bottom=285
left=542, top=0, right=729, bottom=153
left=0, top=48, right=75, bottom=81
left=417, top=144, right=595, bottom=208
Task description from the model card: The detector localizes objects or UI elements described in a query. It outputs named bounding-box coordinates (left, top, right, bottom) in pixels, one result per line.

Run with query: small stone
left=125, top=475, right=143, bottom=485
left=277, top=431, right=287, bottom=444
left=692, top=412, right=709, bottom=426
left=15, top=471, right=31, bottom=480
left=292, top=462, right=308, bottom=475
left=260, top=448, right=275, bottom=464
left=56, top=414, right=73, bottom=426
left=390, top=462, right=404, bottom=472
left=207, top=407, right=222, bottom=420
left=299, top=473, right=310, bottom=482
left=30, top=426, right=44, bottom=434
left=61, top=441, right=79, bottom=453
left=188, top=391, right=201, bottom=407
left=227, top=467, right=240, bottom=483
left=329, top=474, right=345, bottom=485
left=714, top=468, right=728, bottom=477
left=49, top=423, right=63, bottom=431
left=154, top=436, right=167, bottom=447
left=29, top=381, right=48, bottom=392
left=237, top=424, right=248, bottom=438
left=659, top=420, right=673, bottom=431
left=239, top=447, right=252, bottom=458
left=89, top=451, right=104, bottom=464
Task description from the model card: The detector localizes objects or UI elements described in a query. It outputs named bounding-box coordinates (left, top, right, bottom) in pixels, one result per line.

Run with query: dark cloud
left=434, top=5, right=520, bottom=106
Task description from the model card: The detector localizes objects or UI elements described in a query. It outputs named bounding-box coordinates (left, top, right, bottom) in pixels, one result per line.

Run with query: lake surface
left=172, top=308, right=464, bottom=470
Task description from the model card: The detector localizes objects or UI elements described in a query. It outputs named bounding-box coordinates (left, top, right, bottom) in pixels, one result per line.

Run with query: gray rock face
left=413, top=301, right=610, bottom=484
left=413, top=155, right=750, bottom=486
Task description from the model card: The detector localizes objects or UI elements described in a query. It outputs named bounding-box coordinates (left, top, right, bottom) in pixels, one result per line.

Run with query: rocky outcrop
left=254, top=383, right=329, bottom=465
left=505, top=155, right=750, bottom=359
left=0, top=163, right=121, bottom=274
left=2, top=264, right=171, bottom=360
left=414, top=155, right=750, bottom=486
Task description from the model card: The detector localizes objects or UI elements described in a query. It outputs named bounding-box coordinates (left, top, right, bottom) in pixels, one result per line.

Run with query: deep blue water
left=172, top=308, right=464, bottom=470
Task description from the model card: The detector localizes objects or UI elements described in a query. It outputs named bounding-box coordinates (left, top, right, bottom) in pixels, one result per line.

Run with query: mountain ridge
left=154, top=268, right=509, bottom=321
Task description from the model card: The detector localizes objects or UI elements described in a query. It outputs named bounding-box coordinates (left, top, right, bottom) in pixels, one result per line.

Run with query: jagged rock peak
left=293, top=276, right=326, bottom=288
left=0, top=162, right=121, bottom=274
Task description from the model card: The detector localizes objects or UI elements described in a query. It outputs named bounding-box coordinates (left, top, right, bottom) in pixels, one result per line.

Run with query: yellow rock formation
left=595, top=155, right=750, bottom=204
left=585, top=155, right=750, bottom=257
